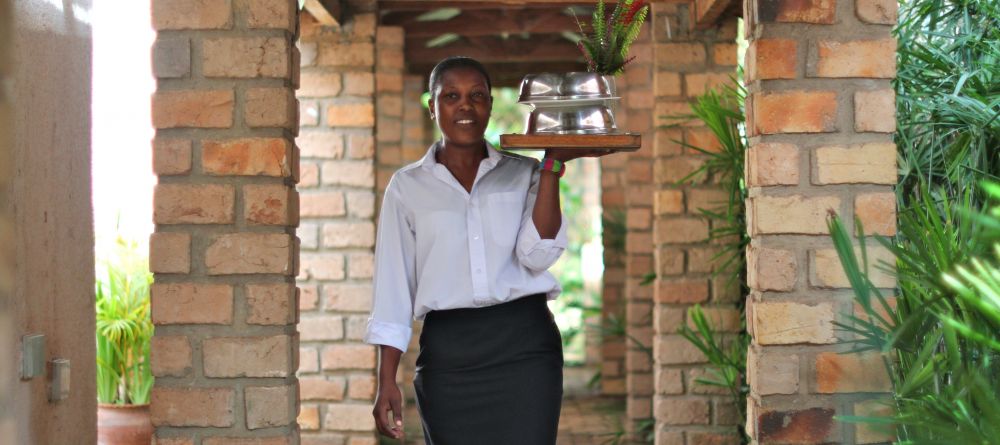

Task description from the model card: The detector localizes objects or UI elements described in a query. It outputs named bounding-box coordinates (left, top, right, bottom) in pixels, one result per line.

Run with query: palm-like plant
left=96, top=237, right=154, bottom=405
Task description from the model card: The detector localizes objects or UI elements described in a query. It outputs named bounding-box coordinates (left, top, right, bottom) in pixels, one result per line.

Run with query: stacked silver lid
left=518, top=72, right=620, bottom=135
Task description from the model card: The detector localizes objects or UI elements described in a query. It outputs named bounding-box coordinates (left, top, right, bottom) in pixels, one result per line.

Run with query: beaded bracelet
left=539, top=158, right=566, bottom=178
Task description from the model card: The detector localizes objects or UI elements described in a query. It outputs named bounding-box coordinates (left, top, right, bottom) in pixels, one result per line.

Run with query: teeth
left=457, top=120, right=474, bottom=124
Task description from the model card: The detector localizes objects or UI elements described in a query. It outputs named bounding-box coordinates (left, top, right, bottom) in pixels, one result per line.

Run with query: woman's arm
left=531, top=149, right=610, bottom=239
left=373, top=345, right=404, bottom=439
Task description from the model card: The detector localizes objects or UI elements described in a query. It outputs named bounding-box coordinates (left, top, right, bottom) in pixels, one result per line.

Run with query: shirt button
left=473, top=235, right=480, bottom=240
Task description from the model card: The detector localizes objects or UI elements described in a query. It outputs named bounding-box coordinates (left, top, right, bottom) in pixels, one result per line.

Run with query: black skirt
left=413, top=293, right=564, bottom=445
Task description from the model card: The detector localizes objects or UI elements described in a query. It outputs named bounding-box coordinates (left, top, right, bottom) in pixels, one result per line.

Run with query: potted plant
left=95, top=237, right=154, bottom=445
left=575, top=0, right=650, bottom=77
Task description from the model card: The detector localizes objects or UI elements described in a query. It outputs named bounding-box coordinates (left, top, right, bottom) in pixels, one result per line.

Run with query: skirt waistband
left=423, top=293, right=548, bottom=323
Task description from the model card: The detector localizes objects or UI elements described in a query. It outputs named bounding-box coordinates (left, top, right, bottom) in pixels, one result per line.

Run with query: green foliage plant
left=575, top=0, right=650, bottom=75
left=828, top=182, right=1000, bottom=443
left=96, top=237, right=154, bottom=405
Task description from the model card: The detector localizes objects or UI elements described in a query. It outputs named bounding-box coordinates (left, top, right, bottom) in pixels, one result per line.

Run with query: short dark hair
left=427, top=56, right=492, bottom=94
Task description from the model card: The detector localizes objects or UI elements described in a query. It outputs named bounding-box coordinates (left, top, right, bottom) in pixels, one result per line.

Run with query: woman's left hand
left=543, top=148, right=614, bottom=163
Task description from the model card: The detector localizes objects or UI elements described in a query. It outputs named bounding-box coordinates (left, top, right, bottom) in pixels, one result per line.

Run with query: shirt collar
left=419, top=141, right=503, bottom=172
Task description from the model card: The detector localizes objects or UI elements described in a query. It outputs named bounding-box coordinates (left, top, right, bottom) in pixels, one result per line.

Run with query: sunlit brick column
left=649, top=3, right=743, bottom=444
left=374, top=26, right=404, bottom=207
left=742, top=0, right=897, bottom=442
left=294, top=9, right=380, bottom=444
left=148, top=1, right=301, bottom=443
left=616, top=23, right=657, bottom=439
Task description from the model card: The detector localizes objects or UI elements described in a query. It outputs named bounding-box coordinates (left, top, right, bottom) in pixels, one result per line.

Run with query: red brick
left=245, top=87, right=295, bottom=128
left=746, top=142, right=799, bottom=186
left=654, top=190, right=684, bottom=215
left=244, top=184, right=297, bottom=226
left=299, top=376, right=346, bottom=401
left=151, top=387, right=234, bottom=427
left=321, top=160, right=375, bottom=187
left=245, top=0, right=296, bottom=30
left=318, top=42, right=375, bottom=67
left=811, top=247, right=895, bottom=288
left=299, top=347, right=319, bottom=373
left=626, top=232, right=654, bottom=254
left=654, top=100, right=696, bottom=127
left=299, top=285, right=319, bottom=311
left=686, top=188, right=728, bottom=213
left=202, top=37, right=290, bottom=78
left=377, top=47, right=404, bottom=71
left=814, top=39, right=897, bottom=78
left=746, top=39, right=797, bottom=81
left=685, top=72, right=733, bottom=97
left=327, top=103, right=375, bottom=128
left=299, top=72, right=342, bottom=97
left=751, top=301, right=836, bottom=344
left=747, top=246, right=797, bottom=291
left=244, top=384, right=296, bottom=429
left=655, top=368, right=684, bottom=395
left=300, top=192, right=346, bottom=217
left=377, top=26, right=404, bottom=47
left=151, top=283, right=233, bottom=325
left=321, top=344, right=376, bottom=370
left=758, top=0, right=836, bottom=23
left=299, top=315, right=344, bottom=341
left=756, top=407, right=835, bottom=443
left=748, top=195, right=841, bottom=235
left=300, top=100, right=319, bottom=126
left=655, top=217, right=709, bottom=244
left=655, top=43, right=707, bottom=68
left=713, top=43, right=738, bottom=66
left=752, top=91, right=837, bottom=134
left=323, top=283, right=373, bottom=312
left=299, top=162, right=319, bottom=188
left=203, top=335, right=294, bottom=377
left=151, top=336, right=192, bottom=377
left=855, top=192, right=896, bottom=236
left=686, top=306, right=741, bottom=332
left=655, top=278, right=709, bottom=303
left=343, top=72, right=375, bottom=96
left=857, top=0, right=897, bottom=24
left=653, top=129, right=683, bottom=156
left=747, top=346, right=798, bottom=395
left=153, top=139, right=192, bottom=175
left=376, top=72, right=404, bottom=93
left=854, top=399, right=895, bottom=443
left=655, top=156, right=707, bottom=184
left=202, top=138, right=292, bottom=177
left=347, top=375, right=376, bottom=400
left=299, top=253, right=345, bottom=280
left=348, top=252, right=374, bottom=279
left=152, top=90, right=234, bottom=129
left=814, top=142, right=897, bottom=184
left=654, top=71, right=682, bottom=97
left=348, top=134, right=375, bottom=160
left=204, top=438, right=290, bottom=445
left=298, top=405, right=320, bottom=430
left=204, top=233, right=294, bottom=275
left=297, top=131, right=345, bottom=159
left=816, top=351, right=891, bottom=393
left=152, top=0, right=231, bottom=30
left=149, top=232, right=190, bottom=274
left=323, top=405, right=375, bottom=431
left=246, top=283, right=296, bottom=325
left=654, top=398, right=710, bottom=425
left=684, top=127, right=723, bottom=154
left=855, top=89, right=896, bottom=133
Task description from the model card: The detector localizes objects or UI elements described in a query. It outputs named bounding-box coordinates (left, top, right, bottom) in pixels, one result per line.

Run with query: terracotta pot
left=97, top=403, right=153, bottom=445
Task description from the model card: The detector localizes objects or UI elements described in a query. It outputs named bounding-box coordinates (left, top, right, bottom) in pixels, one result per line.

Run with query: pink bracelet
left=540, top=158, right=566, bottom=178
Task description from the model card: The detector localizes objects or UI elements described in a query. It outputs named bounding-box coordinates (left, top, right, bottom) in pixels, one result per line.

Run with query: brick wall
left=617, top=23, right=657, bottom=439
left=0, top=0, right=12, bottom=441
left=600, top=90, right=628, bottom=399
left=742, top=0, right=897, bottom=442
left=649, top=3, right=743, bottom=444
left=294, top=10, right=380, bottom=445
left=148, top=1, right=301, bottom=443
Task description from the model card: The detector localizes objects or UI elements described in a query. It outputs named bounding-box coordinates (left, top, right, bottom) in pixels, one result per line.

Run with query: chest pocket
left=486, top=191, right=525, bottom=249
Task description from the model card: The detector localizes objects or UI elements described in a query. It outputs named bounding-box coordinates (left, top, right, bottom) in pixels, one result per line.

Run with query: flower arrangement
left=576, top=0, right=650, bottom=76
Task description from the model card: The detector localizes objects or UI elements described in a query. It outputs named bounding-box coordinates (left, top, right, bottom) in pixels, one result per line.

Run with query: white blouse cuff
left=364, top=319, right=412, bottom=353
left=517, top=216, right=568, bottom=270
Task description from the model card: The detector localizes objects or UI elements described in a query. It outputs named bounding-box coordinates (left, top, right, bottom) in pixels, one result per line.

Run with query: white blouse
left=363, top=142, right=568, bottom=353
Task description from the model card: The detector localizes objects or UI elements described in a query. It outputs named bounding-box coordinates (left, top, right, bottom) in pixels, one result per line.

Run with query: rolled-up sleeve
left=364, top=177, right=417, bottom=353
left=515, top=166, right=568, bottom=271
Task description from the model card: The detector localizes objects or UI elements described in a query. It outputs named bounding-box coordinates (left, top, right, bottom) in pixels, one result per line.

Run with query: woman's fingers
left=389, top=394, right=405, bottom=434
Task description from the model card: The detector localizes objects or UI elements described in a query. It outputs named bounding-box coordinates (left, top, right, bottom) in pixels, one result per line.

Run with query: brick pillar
left=401, top=75, right=429, bottom=164
left=742, top=0, right=897, bottom=442
left=148, top=1, right=301, bottom=443
left=650, top=3, right=743, bottom=444
left=0, top=1, right=11, bottom=441
left=618, top=23, right=657, bottom=439
left=374, top=26, right=404, bottom=207
left=600, top=94, right=628, bottom=398
left=295, top=10, right=380, bottom=444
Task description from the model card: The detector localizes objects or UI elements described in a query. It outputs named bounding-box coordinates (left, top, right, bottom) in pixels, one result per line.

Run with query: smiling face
left=428, top=66, right=492, bottom=149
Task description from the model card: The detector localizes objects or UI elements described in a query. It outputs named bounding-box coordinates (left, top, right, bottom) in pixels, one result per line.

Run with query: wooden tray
left=500, top=133, right=641, bottom=152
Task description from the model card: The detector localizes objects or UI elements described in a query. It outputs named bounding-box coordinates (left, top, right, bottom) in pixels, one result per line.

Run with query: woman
left=364, top=56, right=609, bottom=444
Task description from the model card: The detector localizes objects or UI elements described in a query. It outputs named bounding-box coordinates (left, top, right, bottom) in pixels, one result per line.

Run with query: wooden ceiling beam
left=398, top=9, right=583, bottom=37
left=406, top=36, right=583, bottom=64
left=303, top=0, right=343, bottom=26
left=379, top=1, right=602, bottom=11
left=693, top=0, right=735, bottom=28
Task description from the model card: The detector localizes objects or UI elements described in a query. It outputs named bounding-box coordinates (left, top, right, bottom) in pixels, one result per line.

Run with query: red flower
left=623, top=0, right=646, bottom=25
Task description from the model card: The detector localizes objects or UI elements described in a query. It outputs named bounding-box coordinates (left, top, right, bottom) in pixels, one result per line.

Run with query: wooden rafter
left=694, top=0, right=736, bottom=28
left=303, top=0, right=343, bottom=26
left=406, top=35, right=583, bottom=64
left=380, top=1, right=603, bottom=11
